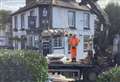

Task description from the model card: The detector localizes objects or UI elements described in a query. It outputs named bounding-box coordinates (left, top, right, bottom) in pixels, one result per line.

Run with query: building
left=11, top=0, right=96, bottom=59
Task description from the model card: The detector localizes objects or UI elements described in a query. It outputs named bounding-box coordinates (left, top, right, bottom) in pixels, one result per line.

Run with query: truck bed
left=48, top=63, right=96, bottom=82
left=48, top=63, right=94, bottom=69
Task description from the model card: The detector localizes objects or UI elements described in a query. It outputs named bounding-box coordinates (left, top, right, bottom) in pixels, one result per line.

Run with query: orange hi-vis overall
left=69, top=36, right=80, bottom=59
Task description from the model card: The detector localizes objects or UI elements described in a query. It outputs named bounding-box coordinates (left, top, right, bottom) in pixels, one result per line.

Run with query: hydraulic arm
left=79, top=0, right=110, bottom=52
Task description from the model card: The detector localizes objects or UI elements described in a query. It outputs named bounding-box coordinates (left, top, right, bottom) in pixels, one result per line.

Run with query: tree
left=104, top=3, right=120, bottom=44
left=0, top=10, right=11, bottom=30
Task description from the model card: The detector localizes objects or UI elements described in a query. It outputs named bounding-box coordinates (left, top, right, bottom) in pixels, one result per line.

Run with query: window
left=68, top=11, right=76, bottom=29
left=28, top=35, right=39, bottom=48
left=14, top=16, right=18, bottom=28
left=34, top=36, right=39, bottom=48
left=14, top=41, right=18, bottom=49
left=21, top=35, right=26, bottom=49
left=28, top=10, right=36, bottom=28
left=29, top=35, right=33, bottom=47
left=21, top=14, right=25, bottom=28
left=30, top=10, right=35, bottom=16
left=84, top=35, right=93, bottom=51
left=83, top=13, right=90, bottom=30
left=53, top=37, right=63, bottom=48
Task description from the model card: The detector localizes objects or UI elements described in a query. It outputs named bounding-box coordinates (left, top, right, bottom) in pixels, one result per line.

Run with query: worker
left=69, top=34, right=80, bottom=62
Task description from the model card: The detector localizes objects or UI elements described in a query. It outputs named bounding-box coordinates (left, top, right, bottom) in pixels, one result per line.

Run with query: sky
left=0, top=0, right=25, bottom=11
left=0, top=0, right=120, bottom=11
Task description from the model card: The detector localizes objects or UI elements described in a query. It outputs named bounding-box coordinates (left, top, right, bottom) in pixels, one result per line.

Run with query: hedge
left=0, top=49, right=48, bottom=82
left=97, top=67, right=120, bottom=82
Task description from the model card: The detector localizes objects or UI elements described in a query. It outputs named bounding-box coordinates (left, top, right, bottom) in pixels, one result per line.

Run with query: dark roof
left=52, top=0, right=89, bottom=10
left=11, top=0, right=90, bottom=15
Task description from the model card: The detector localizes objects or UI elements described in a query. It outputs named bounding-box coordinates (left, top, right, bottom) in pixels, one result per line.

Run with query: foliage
left=105, top=3, right=120, bottom=44
left=0, top=49, right=48, bottom=82
left=0, top=10, right=11, bottom=30
left=97, top=67, right=120, bottom=82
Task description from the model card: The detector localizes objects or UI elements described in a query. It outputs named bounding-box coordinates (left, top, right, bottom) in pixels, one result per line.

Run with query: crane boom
left=79, top=0, right=110, bottom=26
left=79, top=0, right=110, bottom=51
left=79, top=0, right=113, bottom=69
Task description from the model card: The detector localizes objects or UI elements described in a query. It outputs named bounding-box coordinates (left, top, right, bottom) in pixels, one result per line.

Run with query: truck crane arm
left=79, top=0, right=113, bottom=69
left=79, top=0, right=110, bottom=51
left=79, top=0, right=110, bottom=26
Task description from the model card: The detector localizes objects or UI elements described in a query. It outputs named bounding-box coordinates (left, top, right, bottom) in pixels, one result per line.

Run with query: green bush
left=0, top=49, right=48, bottom=82
left=97, top=67, right=120, bottom=82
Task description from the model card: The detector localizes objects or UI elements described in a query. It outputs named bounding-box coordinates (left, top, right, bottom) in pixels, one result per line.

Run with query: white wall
left=52, top=7, right=69, bottom=28
left=12, top=7, right=39, bottom=36
left=12, top=7, right=39, bottom=49
left=52, top=6, right=96, bottom=59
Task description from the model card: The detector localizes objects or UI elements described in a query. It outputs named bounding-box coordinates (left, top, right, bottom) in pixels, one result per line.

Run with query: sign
left=42, top=8, right=48, bottom=17
left=39, top=6, right=50, bottom=28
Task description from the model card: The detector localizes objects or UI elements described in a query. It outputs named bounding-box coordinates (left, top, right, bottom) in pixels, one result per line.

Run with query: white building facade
left=12, top=0, right=96, bottom=59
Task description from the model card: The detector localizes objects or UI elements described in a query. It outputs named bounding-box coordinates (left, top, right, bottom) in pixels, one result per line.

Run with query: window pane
left=28, top=35, right=33, bottom=47
left=53, top=37, right=63, bottom=48
left=21, top=14, right=25, bottom=28
left=34, top=36, right=39, bottom=48
left=14, top=16, right=18, bottom=28
left=68, top=11, right=75, bottom=28
left=84, top=35, right=93, bottom=51
left=30, top=10, right=35, bottom=16
left=15, top=41, right=18, bottom=49
left=83, top=13, right=90, bottom=29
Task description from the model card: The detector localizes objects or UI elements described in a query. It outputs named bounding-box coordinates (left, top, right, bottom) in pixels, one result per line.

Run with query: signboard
left=39, top=6, right=50, bottom=29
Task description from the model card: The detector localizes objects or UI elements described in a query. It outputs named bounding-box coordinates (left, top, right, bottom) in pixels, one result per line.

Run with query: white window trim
left=53, top=37, right=64, bottom=49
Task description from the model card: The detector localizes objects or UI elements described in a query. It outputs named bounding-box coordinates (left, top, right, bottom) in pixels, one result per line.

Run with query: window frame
left=30, top=10, right=35, bottom=16
left=14, top=40, right=18, bottom=49
left=21, top=13, right=25, bottom=28
left=84, top=35, right=93, bottom=52
left=14, top=16, right=18, bottom=29
left=83, top=13, right=90, bottom=30
left=68, top=11, right=76, bottom=29
left=53, top=37, right=64, bottom=49
left=28, top=10, right=36, bottom=28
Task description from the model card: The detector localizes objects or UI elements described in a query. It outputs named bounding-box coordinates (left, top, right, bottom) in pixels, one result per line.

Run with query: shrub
left=97, top=67, right=120, bottom=82
left=0, top=49, right=48, bottom=82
